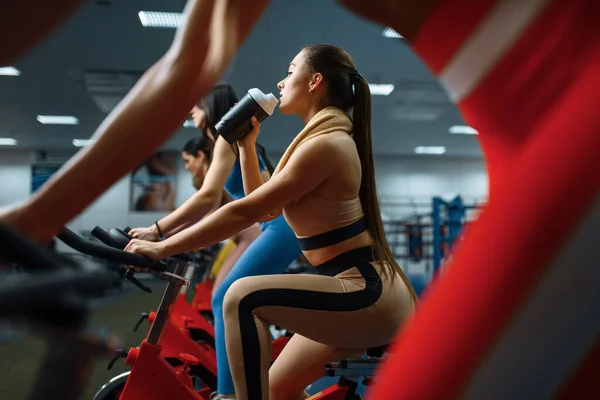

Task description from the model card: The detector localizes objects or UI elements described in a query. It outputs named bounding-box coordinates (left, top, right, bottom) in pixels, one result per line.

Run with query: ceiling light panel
left=0, top=66, right=20, bottom=76
left=37, top=115, right=79, bottom=125
left=72, top=139, right=95, bottom=147
left=449, top=125, right=478, bottom=135
left=139, top=11, right=184, bottom=28
left=0, top=138, right=17, bottom=146
left=382, top=28, right=403, bottom=39
left=415, top=146, right=446, bottom=155
left=369, top=84, right=395, bottom=96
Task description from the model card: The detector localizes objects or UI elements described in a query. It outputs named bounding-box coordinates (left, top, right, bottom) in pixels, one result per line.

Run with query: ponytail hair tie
left=350, top=71, right=361, bottom=85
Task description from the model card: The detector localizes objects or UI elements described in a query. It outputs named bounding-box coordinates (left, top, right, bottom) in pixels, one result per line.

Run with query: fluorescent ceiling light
left=415, top=146, right=446, bottom=155
left=0, top=138, right=17, bottom=146
left=37, top=115, right=79, bottom=125
left=72, top=139, right=96, bottom=147
left=139, top=11, right=184, bottom=28
left=183, top=120, right=196, bottom=128
left=369, top=84, right=395, bottom=96
left=382, top=28, right=403, bottom=39
left=449, top=125, right=478, bottom=135
left=0, top=66, right=20, bottom=76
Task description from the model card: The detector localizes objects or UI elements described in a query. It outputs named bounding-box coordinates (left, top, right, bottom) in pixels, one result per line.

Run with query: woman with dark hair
left=124, top=45, right=417, bottom=400
left=129, top=83, right=301, bottom=398
left=180, top=133, right=258, bottom=294
left=181, top=135, right=214, bottom=187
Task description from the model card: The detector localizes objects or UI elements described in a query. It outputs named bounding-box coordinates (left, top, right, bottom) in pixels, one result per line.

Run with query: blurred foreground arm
left=1, top=0, right=271, bottom=242
left=1, top=0, right=85, bottom=65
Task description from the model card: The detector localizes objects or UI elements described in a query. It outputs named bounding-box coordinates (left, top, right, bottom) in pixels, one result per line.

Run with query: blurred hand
left=0, top=203, right=54, bottom=243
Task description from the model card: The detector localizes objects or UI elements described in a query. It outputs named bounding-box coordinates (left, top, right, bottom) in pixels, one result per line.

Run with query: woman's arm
left=129, top=136, right=237, bottom=240
left=1, top=0, right=85, bottom=65
left=239, top=118, right=266, bottom=195
left=2, top=0, right=271, bottom=242
left=238, top=117, right=268, bottom=195
left=158, top=137, right=237, bottom=235
left=149, top=137, right=339, bottom=257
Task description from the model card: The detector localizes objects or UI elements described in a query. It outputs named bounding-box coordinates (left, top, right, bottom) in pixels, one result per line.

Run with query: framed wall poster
left=130, top=151, right=178, bottom=212
left=31, top=164, right=63, bottom=194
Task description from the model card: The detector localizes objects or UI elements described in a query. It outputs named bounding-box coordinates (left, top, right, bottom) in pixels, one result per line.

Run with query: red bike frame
left=103, top=265, right=383, bottom=400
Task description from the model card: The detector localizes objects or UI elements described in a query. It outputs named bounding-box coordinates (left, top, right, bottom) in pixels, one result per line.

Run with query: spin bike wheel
left=93, top=371, right=129, bottom=400
left=93, top=364, right=213, bottom=399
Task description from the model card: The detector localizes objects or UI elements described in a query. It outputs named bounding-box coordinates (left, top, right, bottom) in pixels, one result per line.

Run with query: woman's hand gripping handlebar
left=92, top=226, right=171, bottom=266
left=120, top=226, right=200, bottom=263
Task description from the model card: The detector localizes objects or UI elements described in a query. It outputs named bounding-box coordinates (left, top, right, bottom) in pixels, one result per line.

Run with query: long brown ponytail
left=304, top=44, right=417, bottom=302
left=353, top=75, right=417, bottom=301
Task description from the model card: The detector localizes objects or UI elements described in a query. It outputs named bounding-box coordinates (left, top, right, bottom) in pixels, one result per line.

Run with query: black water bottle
left=215, top=88, right=279, bottom=144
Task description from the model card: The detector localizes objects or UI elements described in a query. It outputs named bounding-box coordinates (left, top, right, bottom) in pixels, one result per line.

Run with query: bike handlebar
left=119, top=228, right=195, bottom=263
left=91, top=226, right=127, bottom=250
left=56, top=228, right=166, bottom=271
left=101, top=226, right=196, bottom=263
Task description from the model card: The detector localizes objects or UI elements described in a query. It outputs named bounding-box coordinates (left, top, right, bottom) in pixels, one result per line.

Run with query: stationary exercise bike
left=105, top=227, right=292, bottom=360
left=56, top=227, right=392, bottom=400
left=57, top=227, right=220, bottom=398
left=0, top=225, right=119, bottom=400
left=1, top=223, right=397, bottom=400
left=57, top=227, right=291, bottom=398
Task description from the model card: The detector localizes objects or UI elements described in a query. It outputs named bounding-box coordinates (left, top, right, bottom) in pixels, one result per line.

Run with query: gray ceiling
left=0, top=0, right=482, bottom=157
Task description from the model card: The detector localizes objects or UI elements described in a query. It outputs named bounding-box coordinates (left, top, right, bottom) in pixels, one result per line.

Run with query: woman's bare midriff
left=301, top=231, right=373, bottom=267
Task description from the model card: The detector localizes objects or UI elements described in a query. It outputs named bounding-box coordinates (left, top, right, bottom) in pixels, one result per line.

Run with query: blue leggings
left=211, top=215, right=301, bottom=395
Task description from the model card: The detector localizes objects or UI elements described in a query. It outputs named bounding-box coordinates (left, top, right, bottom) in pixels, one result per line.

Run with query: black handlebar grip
left=56, top=228, right=166, bottom=271
left=91, top=227, right=124, bottom=249
left=115, top=228, right=134, bottom=241
left=108, top=229, right=133, bottom=250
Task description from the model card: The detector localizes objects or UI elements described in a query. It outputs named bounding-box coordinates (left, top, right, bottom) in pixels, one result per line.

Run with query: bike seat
left=324, top=343, right=391, bottom=379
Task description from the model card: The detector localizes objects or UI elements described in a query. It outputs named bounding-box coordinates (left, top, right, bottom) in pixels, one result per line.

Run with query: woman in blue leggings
left=129, top=83, right=301, bottom=398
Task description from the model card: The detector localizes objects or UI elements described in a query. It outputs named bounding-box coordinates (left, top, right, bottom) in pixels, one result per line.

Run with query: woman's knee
left=212, top=264, right=262, bottom=314
left=222, top=277, right=256, bottom=318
